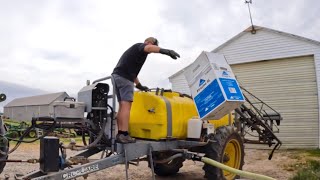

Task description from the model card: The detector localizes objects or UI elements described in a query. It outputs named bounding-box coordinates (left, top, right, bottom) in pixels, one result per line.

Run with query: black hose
left=2, top=120, right=57, bottom=155
left=72, top=104, right=113, bottom=150
left=82, top=130, right=88, bottom=146
left=153, top=153, right=183, bottom=164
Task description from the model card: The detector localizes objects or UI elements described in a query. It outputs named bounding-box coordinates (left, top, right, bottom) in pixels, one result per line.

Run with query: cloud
left=0, top=0, right=319, bottom=98
left=0, top=0, right=163, bottom=94
left=0, top=80, right=47, bottom=112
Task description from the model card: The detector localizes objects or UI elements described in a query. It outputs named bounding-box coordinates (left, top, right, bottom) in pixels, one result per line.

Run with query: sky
left=1, top=0, right=320, bottom=110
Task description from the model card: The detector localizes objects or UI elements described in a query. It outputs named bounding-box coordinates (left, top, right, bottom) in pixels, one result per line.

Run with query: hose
left=153, top=153, right=183, bottom=164
left=201, top=157, right=276, bottom=180
left=63, top=117, right=107, bottom=151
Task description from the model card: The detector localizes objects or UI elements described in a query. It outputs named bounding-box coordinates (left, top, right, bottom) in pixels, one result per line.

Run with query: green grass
left=290, top=160, right=320, bottom=180
left=306, top=149, right=320, bottom=157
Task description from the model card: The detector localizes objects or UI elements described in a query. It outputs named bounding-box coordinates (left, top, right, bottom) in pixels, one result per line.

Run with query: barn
left=169, top=26, right=320, bottom=149
left=3, top=92, right=69, bottom=121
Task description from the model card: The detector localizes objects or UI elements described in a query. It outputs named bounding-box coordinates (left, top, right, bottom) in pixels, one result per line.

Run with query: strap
left=159, top=96, right=172, bottom=138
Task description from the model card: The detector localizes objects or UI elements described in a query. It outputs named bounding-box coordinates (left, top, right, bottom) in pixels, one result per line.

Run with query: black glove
left=159, top=48, right=180, bottom=59
left=136, top=83, right=149, bottom=91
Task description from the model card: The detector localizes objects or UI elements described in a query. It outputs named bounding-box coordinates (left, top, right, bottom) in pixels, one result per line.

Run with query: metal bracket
left=148, top=145, right=155, bottom=180
left=124, top=148, right=129, bottom=180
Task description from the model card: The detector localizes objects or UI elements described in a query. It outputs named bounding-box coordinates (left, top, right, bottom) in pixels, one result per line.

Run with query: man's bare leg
left=117, top=101, right=131, bottom=131
left=116, top=101, right=135, bottom=143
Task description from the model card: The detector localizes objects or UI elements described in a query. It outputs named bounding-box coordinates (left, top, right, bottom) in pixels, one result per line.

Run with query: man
left=112, top=37, right=180, bottom=143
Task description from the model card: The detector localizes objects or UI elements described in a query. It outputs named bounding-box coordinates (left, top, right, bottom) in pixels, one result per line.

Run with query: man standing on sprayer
left=112, top=37, right=180, bottom=143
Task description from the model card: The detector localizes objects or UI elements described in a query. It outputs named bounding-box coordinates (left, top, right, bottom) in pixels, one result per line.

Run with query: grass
left=290, top=160, right=320, bottom=180
left=306, top=149, right=320, bottom=157
left=289, top=149, right=320, bottom=180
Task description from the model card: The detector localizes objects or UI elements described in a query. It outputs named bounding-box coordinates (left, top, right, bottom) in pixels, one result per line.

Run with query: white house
left=169, top=26, right=320, bottom=149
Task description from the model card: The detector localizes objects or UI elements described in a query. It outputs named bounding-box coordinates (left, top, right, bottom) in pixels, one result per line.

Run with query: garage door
left=231, top=56, right=319, bottom=148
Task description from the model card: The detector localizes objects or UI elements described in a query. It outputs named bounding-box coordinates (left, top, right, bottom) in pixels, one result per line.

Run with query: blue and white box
left=184, top=51, right=245, bottom=120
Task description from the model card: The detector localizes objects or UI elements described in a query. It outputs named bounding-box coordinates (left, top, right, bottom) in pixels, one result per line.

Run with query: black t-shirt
left=112, top=43, right=148, bottom=82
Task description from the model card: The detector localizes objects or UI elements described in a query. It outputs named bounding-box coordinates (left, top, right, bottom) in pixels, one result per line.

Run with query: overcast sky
left=1, top=0, right=320, bottom=108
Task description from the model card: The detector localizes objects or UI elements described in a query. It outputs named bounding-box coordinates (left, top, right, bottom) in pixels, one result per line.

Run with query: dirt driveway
left=0, top=144, right=317, bottom=180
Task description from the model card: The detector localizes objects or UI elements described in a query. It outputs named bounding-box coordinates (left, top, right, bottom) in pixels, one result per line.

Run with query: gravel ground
left=0, top=143, right=316, bottom=180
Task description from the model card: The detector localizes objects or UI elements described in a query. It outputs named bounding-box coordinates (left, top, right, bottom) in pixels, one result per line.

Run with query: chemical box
left=184, top=51, right=245, bottom=120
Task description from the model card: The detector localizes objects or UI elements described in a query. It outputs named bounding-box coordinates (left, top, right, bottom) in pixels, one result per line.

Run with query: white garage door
left=231, top=56, right=319, bottom=148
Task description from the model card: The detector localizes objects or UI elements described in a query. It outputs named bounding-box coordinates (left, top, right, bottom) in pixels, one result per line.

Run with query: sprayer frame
left=15, top=76, right=210, bottom=180
left=13, top=75, right=282, bottom=180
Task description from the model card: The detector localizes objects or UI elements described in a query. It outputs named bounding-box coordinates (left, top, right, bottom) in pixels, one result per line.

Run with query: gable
left=213, top=28, right=320, bottom=64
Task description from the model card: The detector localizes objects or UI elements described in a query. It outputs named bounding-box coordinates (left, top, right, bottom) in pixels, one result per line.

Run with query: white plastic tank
left=187, top=118, right=203, bottom=139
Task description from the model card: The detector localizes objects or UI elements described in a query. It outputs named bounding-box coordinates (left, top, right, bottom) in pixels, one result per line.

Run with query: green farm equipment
left=4, top=121, right=34, bottom=138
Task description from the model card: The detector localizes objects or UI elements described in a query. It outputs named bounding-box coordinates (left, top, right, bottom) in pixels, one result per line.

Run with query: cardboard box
left=184, top=51, right=245, bottom=120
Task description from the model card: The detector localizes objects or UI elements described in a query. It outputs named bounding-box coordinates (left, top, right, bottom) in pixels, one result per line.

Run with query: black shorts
left=112, top=74, right=134, bottom=102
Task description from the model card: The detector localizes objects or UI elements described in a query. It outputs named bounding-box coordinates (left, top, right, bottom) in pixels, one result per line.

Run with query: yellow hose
left=202, top=157, right=276, bottom=180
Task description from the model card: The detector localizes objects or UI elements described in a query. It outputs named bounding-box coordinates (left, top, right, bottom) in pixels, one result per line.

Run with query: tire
left=203, top=126, right=245, bottom=180
left=28, top=130, right=37, bottom=138
left=152, top=152, right=185, bottom=176
left=0, top=118, right=9, bottom=174
left=9, top=131, right=19, bottom=138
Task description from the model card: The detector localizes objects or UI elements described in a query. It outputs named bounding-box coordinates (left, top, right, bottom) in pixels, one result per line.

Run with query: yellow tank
left=129, top=91, right=233, bottom=140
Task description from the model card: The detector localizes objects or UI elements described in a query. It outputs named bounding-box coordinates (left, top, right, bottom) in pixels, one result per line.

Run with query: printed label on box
left=219, top=78, right=244, bottom=101
left=194, top=79, right=225, bottom=118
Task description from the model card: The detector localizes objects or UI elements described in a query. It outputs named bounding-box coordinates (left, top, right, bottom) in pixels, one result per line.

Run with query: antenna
left=245, top=0, right=256, bottom=34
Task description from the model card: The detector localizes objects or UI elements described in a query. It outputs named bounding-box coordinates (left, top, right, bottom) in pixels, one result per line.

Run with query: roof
left=168, top=25, right=320, bottom=79
left=212, top=25, right=320, bottom=52
left=4, top=92, right=68, bottom=107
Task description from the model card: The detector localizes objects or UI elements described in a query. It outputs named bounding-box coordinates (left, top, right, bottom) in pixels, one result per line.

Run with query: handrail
left=92, top=76, right=112, bottom=84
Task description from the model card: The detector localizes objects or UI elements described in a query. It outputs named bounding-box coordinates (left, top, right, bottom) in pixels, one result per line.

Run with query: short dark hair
left=144, top=37, right=159, bottom=46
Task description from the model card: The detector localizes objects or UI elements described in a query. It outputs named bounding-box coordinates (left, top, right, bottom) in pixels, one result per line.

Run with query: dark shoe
left=116, top=134, right=136, bottom=144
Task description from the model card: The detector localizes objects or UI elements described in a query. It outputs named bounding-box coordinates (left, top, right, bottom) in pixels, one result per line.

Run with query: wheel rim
left=29, top=131, right=36, bottom=138
left=223, top=138, right=242, bottom=179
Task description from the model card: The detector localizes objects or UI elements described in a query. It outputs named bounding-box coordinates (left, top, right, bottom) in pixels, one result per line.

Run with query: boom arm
left=235, top=86, right=282, bottom=159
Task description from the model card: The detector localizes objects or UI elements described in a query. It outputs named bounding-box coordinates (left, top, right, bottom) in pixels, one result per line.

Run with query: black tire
left=203, top=126, right=245, bottom=180
left=9, top=131, right=19, bottom=138
left=0, top=138, right=8, bottom=174
left=0, top=118, right=9, bottom=174
left=151, top=152, right=185, bottom=176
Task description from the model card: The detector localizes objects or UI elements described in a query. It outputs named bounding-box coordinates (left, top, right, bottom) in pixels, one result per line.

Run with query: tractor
left=3, top=121, right=37, bottom=138
left=0, top=74, right=281, bottom=180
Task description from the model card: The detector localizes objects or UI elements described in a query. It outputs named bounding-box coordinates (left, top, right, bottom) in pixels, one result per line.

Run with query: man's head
left=144, top=37, right=159, bottom=46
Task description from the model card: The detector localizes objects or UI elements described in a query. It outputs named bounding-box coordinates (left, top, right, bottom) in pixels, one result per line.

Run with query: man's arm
left=144, top=45, right=160, bottom=53
left=144, top=45, right=180, bottom=59
left=134, top=78, right=140, bottom=86
left=134, top=77, right=149, bottom=91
